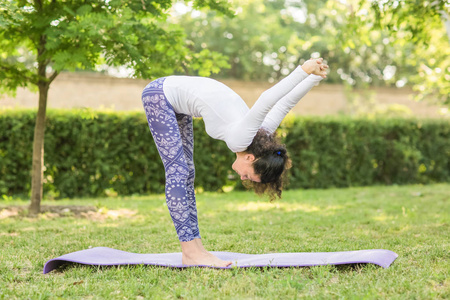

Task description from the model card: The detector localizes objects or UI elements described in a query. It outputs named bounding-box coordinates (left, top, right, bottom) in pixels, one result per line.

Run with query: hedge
left=0, top=109, right=449, bottom=198
left=285, top=118, right=450, bottom=189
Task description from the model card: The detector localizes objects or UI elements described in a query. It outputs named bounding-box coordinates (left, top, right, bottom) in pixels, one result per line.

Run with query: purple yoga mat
left=43, top=247, right=398, bottom=273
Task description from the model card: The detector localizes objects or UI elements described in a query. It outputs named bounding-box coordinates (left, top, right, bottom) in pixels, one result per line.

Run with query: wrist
left=301, top=64, right=313, bottom=75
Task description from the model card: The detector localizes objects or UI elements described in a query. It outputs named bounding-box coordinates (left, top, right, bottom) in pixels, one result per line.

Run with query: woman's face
left=232, top=153, right=261, bottom=182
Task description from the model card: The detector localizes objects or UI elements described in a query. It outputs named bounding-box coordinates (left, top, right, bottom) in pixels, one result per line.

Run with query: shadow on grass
left=1, top=204, right=137, bottom=220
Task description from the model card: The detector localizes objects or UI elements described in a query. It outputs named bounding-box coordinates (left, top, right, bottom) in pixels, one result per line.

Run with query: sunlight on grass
left=228, top=201, right=319, bottom=212
left=372, top=213, right=395, bottom=222
left=96, top=208, right=137, bottom=220
left=227, top=201, right=344, bottom=215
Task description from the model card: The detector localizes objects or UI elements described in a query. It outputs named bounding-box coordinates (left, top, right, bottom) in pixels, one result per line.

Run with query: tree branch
left=35, top=0, right=43, bottom=12
left=48, top=70, right=59, bottom=84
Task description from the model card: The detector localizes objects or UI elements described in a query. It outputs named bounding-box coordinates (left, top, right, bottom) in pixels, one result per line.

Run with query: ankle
left=180, top=239, right=203, bottom=255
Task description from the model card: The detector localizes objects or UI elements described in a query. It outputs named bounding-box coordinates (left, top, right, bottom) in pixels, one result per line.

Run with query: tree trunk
left=29, top=83, right=49, bottom=215
left=28, top=30, right=59, bottom=215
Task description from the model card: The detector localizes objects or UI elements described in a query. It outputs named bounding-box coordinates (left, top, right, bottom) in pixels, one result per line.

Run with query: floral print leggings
left=141, top=78, right=200, bottom=242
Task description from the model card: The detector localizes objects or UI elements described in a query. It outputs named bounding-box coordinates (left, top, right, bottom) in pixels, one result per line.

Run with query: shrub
left=285, top=117, right=450, bottom=189
left=0, top=109, right=448, bottom=198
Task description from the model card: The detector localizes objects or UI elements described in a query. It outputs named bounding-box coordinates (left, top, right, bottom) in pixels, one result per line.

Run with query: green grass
left=1, top=184, right=449, bottom=299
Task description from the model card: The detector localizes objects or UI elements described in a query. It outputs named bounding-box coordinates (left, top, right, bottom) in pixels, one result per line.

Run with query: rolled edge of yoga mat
left=43, top=247, right=399, bottom=274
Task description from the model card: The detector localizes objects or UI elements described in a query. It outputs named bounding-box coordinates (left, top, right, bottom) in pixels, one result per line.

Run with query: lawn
left=1, top=184, right=449, bottom=299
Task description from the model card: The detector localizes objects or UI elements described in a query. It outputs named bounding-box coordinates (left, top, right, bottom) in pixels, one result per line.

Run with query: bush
left=285, top=117, right=450, bottom=189
left=0, top=109, right=448, bottom=198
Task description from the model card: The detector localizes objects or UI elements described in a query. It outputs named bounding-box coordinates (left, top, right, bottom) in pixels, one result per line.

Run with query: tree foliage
left=360, top=0, right=449, bottom=44
left=172, top=0, right=449, bottom=106
left=348, top=0, right=450, bottom=105
left=0, top=0, right=232, bottom=93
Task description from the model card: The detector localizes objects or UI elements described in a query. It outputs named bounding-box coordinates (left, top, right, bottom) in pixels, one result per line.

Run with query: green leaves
left=192, top=0, right=235, bottom=17
left=190, top=49, right=231, bottom=77
left=0, top=0, right=233, bottom=92
left=349, top=0, right=450, bottom=105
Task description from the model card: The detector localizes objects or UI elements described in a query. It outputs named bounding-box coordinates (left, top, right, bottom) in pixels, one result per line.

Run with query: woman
left=142, top=58, right=328, bottom=267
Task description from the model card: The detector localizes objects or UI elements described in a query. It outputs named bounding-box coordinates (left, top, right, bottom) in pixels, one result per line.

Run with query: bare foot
left=182, top=251, right=232, bottom=267
left=181, top=239, right=232, bottom=267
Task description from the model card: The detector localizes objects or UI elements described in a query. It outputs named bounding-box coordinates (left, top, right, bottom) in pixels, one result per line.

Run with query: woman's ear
left=245, top=154, right=256, bottom=161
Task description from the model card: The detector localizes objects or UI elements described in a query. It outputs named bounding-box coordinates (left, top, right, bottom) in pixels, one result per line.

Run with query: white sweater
left=163, top=67, right=322, bottom=152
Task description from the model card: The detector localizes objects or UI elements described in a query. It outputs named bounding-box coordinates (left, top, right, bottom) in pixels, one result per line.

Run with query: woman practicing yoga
left=142, top=58, right=328, bottom=267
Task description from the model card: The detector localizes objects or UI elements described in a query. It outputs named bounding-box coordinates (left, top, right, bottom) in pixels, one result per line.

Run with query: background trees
left=349, top=0, right=450, bottom=104
left=172, top=0, right=449, bottom=105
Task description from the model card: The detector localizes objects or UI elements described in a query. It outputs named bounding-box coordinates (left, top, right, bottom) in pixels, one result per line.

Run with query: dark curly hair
left=242, top=128, right=291, bottom=201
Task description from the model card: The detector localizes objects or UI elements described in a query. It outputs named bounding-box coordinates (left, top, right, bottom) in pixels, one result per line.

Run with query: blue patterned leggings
left=141, top=78, right=200, bottom=242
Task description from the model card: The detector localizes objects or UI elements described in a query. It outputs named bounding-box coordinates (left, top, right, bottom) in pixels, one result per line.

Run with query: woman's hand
left=301, top=58, right=329, bottom=78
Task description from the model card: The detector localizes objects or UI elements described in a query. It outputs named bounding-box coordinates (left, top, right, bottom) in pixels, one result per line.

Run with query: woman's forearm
left=261, top=74, right=323, bottom=133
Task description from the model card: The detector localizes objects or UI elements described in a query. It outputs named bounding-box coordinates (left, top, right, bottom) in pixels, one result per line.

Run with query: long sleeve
left=244, top=66, right=310, bottom=127
left=261, top=74, right=323, bottom=133
left=225, top=66, right=319, bottom=152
